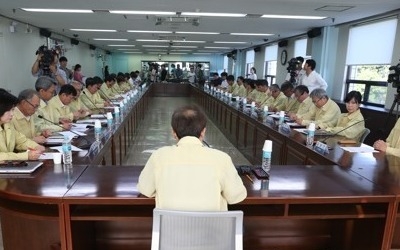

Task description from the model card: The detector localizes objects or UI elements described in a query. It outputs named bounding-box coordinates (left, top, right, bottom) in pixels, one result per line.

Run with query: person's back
left=137, top=105, right=247, bottom=211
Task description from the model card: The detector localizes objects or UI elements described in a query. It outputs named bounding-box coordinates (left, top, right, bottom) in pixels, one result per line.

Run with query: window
left=264, top=45, right=278, bottom=85
left=345, top=18, right=397, bottom=106
left=294, top=38, right=307, bottom=58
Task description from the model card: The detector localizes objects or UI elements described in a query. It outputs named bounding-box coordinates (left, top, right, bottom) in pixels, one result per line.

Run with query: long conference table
left=1, top=83, right=400, bottom=250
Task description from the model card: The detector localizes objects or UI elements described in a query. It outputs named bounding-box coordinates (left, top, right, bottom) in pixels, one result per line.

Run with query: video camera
left=35, top=45, right=55, bottom=76
left=388, top=62, right=400, bottom=89
left=287, top=58, right=302, bottom=84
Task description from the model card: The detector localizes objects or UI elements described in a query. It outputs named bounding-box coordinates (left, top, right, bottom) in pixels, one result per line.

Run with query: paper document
left=58, top=131, right=87, bottom=139
left=90, top=114, right=105, bottom=119
left=50, top=145, right=84, bottom=152
left=76, top=119, right=107, bottom=124
left=45, top=138, right=64, bottom=144
left=39, top=152, right=59, bottom=160
left=340, top=145, right=378, bottom=153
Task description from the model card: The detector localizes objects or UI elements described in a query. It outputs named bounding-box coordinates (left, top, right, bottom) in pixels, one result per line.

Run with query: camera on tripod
left=388, top=62, right=400, bottom=90
left=35, top=45, right=55, bottom=76
left=286, top=58, right=302, bottom=84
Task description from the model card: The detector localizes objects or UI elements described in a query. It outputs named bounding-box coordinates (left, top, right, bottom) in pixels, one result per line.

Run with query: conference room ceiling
left=1, top=0, right=400, bottom=55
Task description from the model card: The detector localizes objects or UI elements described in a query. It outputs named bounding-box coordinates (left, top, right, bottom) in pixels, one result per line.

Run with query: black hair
left=0, top=89, right=19, bottom=117
left=294, top=85, right=309, bottom=95
left=221, top=72, right=228, bottom=77
left=305, top=59, right=316, bottom=70
left=59, top=84, right=77, bottom=96
left=85, top=77, right=97, bottom=87
left=171, top=105, right=207, bottom=139
left=281, top=81, right=294, bottom=92
left=105, top=75, right=114, bottom=82
left=344, top=90, right=362, bottom=104
left=59, top=56, right=68, bottom=62
left=93, top=76, right=104, bottom=84
left=74, top=64, right=81, bottom=71
left=227, top=75, right=235, bottom=82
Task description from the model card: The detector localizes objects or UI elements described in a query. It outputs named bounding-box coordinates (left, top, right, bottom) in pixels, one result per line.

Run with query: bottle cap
left=308, top=122, right=316, bottom=131
left=279, top=111, right=285, bottom=117
left=120, top=101, right=124, bottom=107
left=114, top=107, right=120, bottom=114
left=106, top=112, right=113, bottom=120
left=251, top=101, right=256, bottom=107
left=242, top=98, right=247, bottom=104
left=94, top=119, right=102, bottom=128
left=229, top=93, right=232, bottom=98
left=263, top=140, right=273, bottom=152
left=263, top=106, right=268, bottom=112
left=123, top=99, right=128, bottom=104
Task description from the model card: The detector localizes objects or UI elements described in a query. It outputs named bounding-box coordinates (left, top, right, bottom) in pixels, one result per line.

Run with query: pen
left=245, top=174, right=254, bottom=184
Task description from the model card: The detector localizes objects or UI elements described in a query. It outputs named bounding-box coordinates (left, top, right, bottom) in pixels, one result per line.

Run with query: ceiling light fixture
left=94, top=38, right=128, bottom=41
left=70, top=29, right=117, bottom=32
left=261, top=14, right=326, bottom=19
left=170, top=45, right=198, bottom=48
left=181, top=12, right=246, bottom=17
left=214, top=41, right=247, bottom=44
left=230, top=33, right=274, bottom=36
left=127, top=30, right=172, bottom=33
left=110, top=10, right=175, bottom=15
left=136, top=39, right=170, bottom=42
left=107, top=45, right=136, bottom=47
left=21, top=8, right=93, bottom=13
left=176, top=31, right=220, bottom=35
left=204, top=46, right=231, bottom=49
left=142, top=45, right=169, bottom=47
left=172, top=40, right=206, bottom=43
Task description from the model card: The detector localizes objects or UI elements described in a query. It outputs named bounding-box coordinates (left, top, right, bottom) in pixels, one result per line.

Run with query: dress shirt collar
left=14, top=106, right=31, bottom=121
left=176, top=136, right=204, bottom=147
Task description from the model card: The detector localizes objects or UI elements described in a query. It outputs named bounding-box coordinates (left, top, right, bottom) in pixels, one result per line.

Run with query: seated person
left=46, top=84, right=80, bottom=123
left=295, top=88, right=340, bottom=129
left=250, top=80, right=271, bottom=106
left=0, top=89, right=44, bottom=162
left=288, top=85, right=313, bottom=120
left=324, top=91, right=365, bottom=140
left=263, top=84, right=287, bottom=111
left=226, top=75, right=237, bottom=94
left=137, top=105, right=247, bottom=211
left=34, top=76, right=70, bottom=131
left=232, top=76, right=247, bottom=97
left=374, top=118, right=400, bottom=157
left=69, top=81, right=91, bottom=117
left=99, top=75, right=117, bottom=100
left=244, top=79, right=257, bottom=100
left=80, top=77, right=109, bottom=110
left=275, top=81, right=300, bottom=113
left=11, top=89, right=49, bottom=144
left=210, top=73, right=222, bottom=87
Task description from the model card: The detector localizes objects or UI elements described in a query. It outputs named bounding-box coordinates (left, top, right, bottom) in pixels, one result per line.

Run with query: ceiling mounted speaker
left=39, top=28, right=51, bottom=38
left=254, top=47, right=261, bottom=52
left=231, top=49, right=237, bottom=54
left=278, top=40, right=288, bottom=47
left=307, top=28, right=322, bottom=38
left=71, top=38, right=79, bottom=45
left=89, top=44, right=96, bottom=50
left=227, top=53, right=232, bottom=58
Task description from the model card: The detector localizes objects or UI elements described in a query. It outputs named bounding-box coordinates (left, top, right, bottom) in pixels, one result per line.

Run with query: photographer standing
left=285, top=56, right=305, bottom=86
left=31, top=46, right=66, bottom=93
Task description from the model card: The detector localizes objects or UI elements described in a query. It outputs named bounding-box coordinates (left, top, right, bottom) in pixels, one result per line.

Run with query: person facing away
left=137, top=105, right=247, bottom=211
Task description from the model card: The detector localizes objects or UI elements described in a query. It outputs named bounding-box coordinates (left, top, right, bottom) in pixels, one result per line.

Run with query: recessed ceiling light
left=170, top=50, right=192, bottom=52
left=107, top=45, right=136, bottom=47
left=123, top=52, right=142, bottom=53
left=70, top=29, right=117, bottom=32
left=94, top=38, right=128, bottom=41
left=110, top=10, right=175, bottom=15
left=170, top=45, right=198, bottom=48
left=21, top=8, right=93, bottom=13
left=261, top=14, right=326, bottom=20
left=169, top=52, right=188, bottom=54
left=136, top=39, right=169, bottom=42
left=193, top=52, right=213, bottom=54
left=214, top=41, right=247, bottom=44
left=230, top=33, right=274, bottom=36
left=204, top=47, right=231, bottom=49
left=142, top=45, right=169, bottom=48
left=117, top=49, right=140, bottom=50
left=172, top=40, right=206, bottom=43
left=176, top=31, right=220, bottom=35
left=127, top=30, right=172, bottom=33
left=181, top=12, right=246, bottom=17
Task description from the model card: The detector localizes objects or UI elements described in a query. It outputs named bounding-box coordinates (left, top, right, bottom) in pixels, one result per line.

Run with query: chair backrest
left=359, top=128, right=370, bottom=143
left=151, top=209, right=243, bottom=250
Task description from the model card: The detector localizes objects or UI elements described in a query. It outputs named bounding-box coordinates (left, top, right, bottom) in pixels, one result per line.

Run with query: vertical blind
left=265, top=45, right=278, bottom=61
left=346, top=18, right=397, bottom=65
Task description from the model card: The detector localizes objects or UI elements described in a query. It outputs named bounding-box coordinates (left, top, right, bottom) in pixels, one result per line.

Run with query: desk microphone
left=98, top=88, right=117, bottom=107
left=320, top=118, right=368, bottom=143
left=82, top=92, right=108, bottom=118
left=37, top=115, right=92, bottom=149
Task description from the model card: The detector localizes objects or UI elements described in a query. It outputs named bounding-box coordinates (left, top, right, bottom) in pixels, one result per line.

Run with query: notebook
left=0, top=161, right=43, bottom=174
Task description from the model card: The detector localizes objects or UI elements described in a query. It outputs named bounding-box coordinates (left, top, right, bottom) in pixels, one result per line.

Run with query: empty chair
left=359, top=128, right=370, bottom=143
left=151, top=209, right=243, bottom=250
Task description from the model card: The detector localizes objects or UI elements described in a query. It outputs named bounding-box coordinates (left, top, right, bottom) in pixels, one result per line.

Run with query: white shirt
left=300, top=70, right=327, bottom=93
left=250, top=73, right=258, bottom=80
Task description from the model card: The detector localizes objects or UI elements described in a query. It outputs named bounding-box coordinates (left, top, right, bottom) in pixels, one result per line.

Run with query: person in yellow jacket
left=99, top=75, right=118, bottom=100
left=374, top=117, right=400, bottom=157
left=80, top=77, right=109, bottom=110
left=0, top=89, right=44, bottom=162
left=46, top=84, right=81, bottom=123
left=69, top=81, right=91, bottom=117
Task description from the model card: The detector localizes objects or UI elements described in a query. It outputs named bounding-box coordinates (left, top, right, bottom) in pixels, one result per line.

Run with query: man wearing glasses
left=10, top=89, right=50, bottom=144
left=294, top=88, right=340, bottom=129
left=288, top=85, right=313, bottom=120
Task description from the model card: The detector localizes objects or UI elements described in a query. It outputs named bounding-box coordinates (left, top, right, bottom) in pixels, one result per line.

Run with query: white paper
left=76, top=119, right=107, bottom=124
left=287, top=122, right=301, bottom=127
left=72, top=123, right=91, bottom=129
left=294, top=128, right=307, bottom=134
left=45, top=138, right=64, bottom=144
left=39, top=152, right=58, bottom=160
left=340, top=145, right=378, bottom=153
left=50, top=145, right=84, bottom=152
left=58, top=131, right=86, bottom=139
left=90, top=114, right=106, bottom=119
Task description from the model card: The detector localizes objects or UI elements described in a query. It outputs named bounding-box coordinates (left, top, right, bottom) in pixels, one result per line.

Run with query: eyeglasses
left=25, top=99, right=40, bottom=109
left=312, top=97, right=323, bottom=104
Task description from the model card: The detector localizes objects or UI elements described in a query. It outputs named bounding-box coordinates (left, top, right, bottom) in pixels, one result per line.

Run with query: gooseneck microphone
left=321, top=118, right=369, bottom=143
left=82, top=92, right=108, bottom=118
left=38, top=115, right=92, bottom=149
left=98, top=88, right=117, bottom=107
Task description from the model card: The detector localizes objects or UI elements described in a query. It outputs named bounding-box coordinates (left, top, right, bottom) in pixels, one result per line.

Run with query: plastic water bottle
left=94, top=119, right=102, bottom=142
left=106, top=112, right=113, bottom=129
left=306, top=122, right=315, bottom=147
left=263, top=106, right=269, bottom=122
left=278, top=110, right=285, bottom=125
left=114, top=106, right=120, bottom=124
left=262, top=140, right=272, bottom=173
left=62, top=136, right=72, bottom=165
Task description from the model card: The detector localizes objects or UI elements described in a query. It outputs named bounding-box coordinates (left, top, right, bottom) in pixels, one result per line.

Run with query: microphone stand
left=320, top=118, right=368, bottom=143
left=82, top=92, right=108, bottom=119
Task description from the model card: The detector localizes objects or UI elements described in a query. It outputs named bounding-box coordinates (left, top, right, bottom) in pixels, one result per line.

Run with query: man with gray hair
left=295, top=88, right=340, bottom=129
left=34, top=76, right=71, bottom=131
left=10, top=89, right=50, bottom=144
